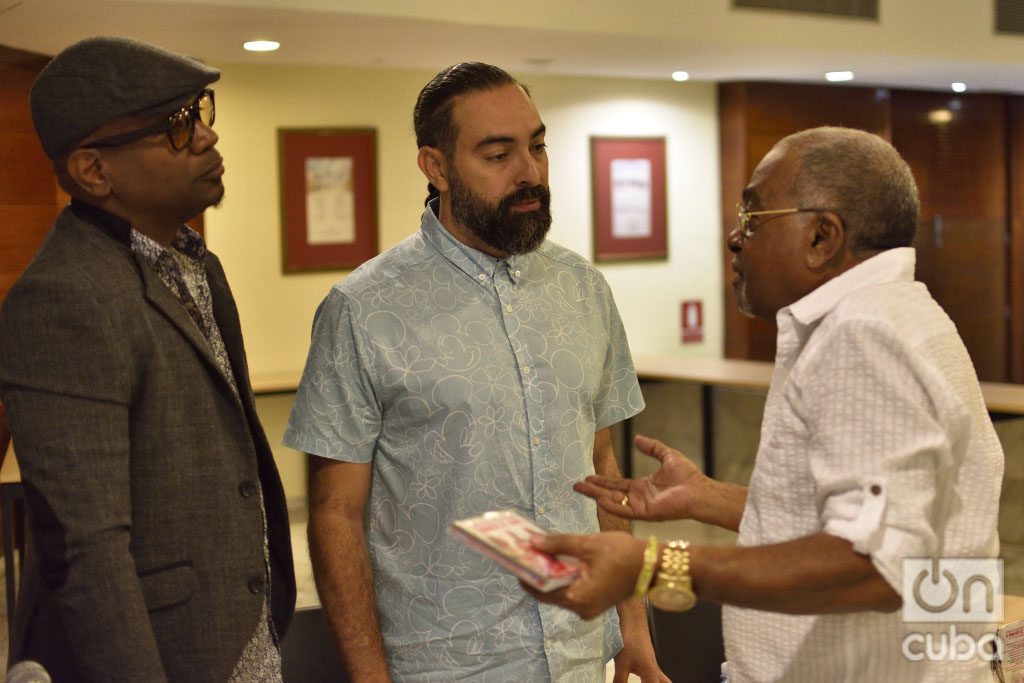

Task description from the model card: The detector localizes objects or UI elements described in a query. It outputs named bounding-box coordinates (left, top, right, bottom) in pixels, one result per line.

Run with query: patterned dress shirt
left=130, top=227, right=281, bottom=683
left=284, top=201, right=644, bottom=682
left=723, top=248, right=1004, bottom=682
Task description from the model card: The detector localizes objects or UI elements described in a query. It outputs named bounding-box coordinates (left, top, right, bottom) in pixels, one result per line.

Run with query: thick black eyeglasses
left=84, top=89, right=215, bottom=151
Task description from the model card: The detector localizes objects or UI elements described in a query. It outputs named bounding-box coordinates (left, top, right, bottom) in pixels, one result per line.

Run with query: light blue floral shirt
left=284, top=201, right=644, bottom=682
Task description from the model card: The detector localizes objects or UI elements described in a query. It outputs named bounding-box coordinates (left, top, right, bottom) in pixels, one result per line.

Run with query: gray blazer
left=0, top=202, right=295, bottom=682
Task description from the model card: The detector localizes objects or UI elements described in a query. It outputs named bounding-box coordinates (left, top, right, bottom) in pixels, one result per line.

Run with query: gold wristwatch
left=647, top=540, right=697, bottom=612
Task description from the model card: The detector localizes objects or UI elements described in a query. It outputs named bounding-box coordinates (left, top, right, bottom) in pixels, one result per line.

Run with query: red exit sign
left=680, top=300, right=703, bottom=344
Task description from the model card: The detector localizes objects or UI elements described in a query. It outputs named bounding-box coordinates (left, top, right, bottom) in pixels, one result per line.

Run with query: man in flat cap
left=0, top=36, right=295, bottom=682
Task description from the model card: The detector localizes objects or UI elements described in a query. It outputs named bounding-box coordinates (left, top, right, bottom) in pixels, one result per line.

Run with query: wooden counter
left=627, top=355, right=773, bottom=478
left=633, top=354, right=1024, bottom=415
left=627, top=354, right=1024, bottom=479
left=980, top=381, right=1024, bottom=416
left=247, top=357, right=1024, bottom=417
left=633, top=354, right=773, bottom=390
left=250, top=371, right=303, bottom=395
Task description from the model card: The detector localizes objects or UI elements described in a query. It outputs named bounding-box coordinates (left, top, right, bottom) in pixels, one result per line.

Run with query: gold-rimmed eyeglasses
left=83, top=89, right=215, bottom=151
left=735, top=203, right=831, bottom=240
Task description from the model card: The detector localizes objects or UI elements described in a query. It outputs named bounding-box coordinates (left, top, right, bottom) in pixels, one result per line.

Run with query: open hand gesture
left=575, top=435, right=706, bottom=522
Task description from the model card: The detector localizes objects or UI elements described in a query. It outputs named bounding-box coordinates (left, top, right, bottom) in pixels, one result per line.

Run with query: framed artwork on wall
left=278, top=127, right=378, bottom=273
left=590, top=136, right=668, bottom=263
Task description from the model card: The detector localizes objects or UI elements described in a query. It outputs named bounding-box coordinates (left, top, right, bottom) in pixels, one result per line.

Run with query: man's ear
left=806, top=210, right=846, bottom=269
left=417, top=146, right=450, bottom=193
left=65, top=148, right=113, bottom=199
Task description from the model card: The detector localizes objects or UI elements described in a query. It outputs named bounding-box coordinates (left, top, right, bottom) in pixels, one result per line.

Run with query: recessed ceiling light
left=825, top=71, right=855, bottom=83
left=671, top=71, right=690, bottom=82
left=243, top=40, right=280, bottom=52
left=951, top=82, right=967, bottom=93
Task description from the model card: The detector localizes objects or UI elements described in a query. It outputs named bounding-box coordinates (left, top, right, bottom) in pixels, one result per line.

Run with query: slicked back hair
left=783, top=127, right=920, bottom=254
left=413, top=62, right=526, bottom=205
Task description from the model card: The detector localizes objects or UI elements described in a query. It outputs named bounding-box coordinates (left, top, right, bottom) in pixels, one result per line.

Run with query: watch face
left=649, top=585, right=697, bottom=612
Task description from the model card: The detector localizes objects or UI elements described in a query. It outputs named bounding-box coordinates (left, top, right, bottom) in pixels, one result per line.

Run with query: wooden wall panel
left=1010, top=97, right=1024, bottom=383
left=719, top=81, right=1017, bottom=382
left=1, top=47, right=55, bottom=310
left=0, top=45, right=55, bottom=474
left=891, top=92, right=1006, bottom=219
left=718, top=83, right=751, bottom=360
left=0, top=132, right=54, bottom=203
left=0, top=204, right=60, bottom=291
left=890, top=91, right=1008, bottom=381
left=742, top=81, right=892, bottom=159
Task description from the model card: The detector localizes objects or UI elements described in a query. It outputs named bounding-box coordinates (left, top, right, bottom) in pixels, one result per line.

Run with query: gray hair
left=782, top=127, right=920, bottom=253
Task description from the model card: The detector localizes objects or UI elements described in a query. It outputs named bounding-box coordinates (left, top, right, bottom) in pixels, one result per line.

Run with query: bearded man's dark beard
left=450, top=172, right=552, bottom=255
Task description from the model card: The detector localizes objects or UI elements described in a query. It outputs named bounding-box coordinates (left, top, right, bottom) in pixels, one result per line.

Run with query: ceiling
left=1, top=0, right=1022, bottom=93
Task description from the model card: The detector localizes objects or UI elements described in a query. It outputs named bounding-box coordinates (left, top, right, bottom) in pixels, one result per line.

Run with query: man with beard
left=284, top=63, right=664, bottom=682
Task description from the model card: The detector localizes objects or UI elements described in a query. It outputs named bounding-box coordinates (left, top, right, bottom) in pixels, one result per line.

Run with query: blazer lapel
left=205, top=257, right=261, bottom=419
left=137, top=258, right=236, bottom=395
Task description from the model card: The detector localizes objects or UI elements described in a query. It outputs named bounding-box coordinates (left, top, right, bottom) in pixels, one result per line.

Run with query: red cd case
left=448, top=510, right=581, bottom=592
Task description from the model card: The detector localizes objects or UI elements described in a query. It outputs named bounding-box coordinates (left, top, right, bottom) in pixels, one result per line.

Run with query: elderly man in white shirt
left=527, top=126, right=1004, bottom=683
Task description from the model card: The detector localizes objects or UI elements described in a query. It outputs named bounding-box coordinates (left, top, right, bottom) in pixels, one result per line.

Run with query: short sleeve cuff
left=281, top=426, right=374, bottom=463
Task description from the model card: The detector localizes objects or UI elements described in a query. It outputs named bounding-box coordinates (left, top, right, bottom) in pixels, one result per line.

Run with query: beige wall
left=204, top=63, right=723, bottom=383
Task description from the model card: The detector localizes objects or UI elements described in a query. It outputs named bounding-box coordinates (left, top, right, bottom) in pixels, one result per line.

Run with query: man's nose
left=515, top=150, right=543, bottom=186
left=190, top=120, right=218, bottom=152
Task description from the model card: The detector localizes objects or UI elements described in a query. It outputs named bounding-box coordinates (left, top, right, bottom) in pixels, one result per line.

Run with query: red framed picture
left=279, top=128, right=378, bottom=273
left=590, top=136, right=668, bottom=262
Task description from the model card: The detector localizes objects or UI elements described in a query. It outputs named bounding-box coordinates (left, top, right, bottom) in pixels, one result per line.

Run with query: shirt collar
left=169, top=225, right=208, bottom=261
left=418, top=198, right=527, bottom=286
left=130, top=224, right=207, bottom=267
left=70, top=198, right=207, bottom=262
left=784, top=247, right=916, bottom=328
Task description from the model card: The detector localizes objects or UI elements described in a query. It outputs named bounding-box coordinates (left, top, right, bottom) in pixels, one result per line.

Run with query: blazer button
left=248, top=574, right=265, bottom=594
left=238, top=481, right=256, bottom=498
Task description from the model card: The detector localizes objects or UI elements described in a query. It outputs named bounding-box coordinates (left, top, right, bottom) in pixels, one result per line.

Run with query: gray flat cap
left=30, top=36, right=220, bottom=160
